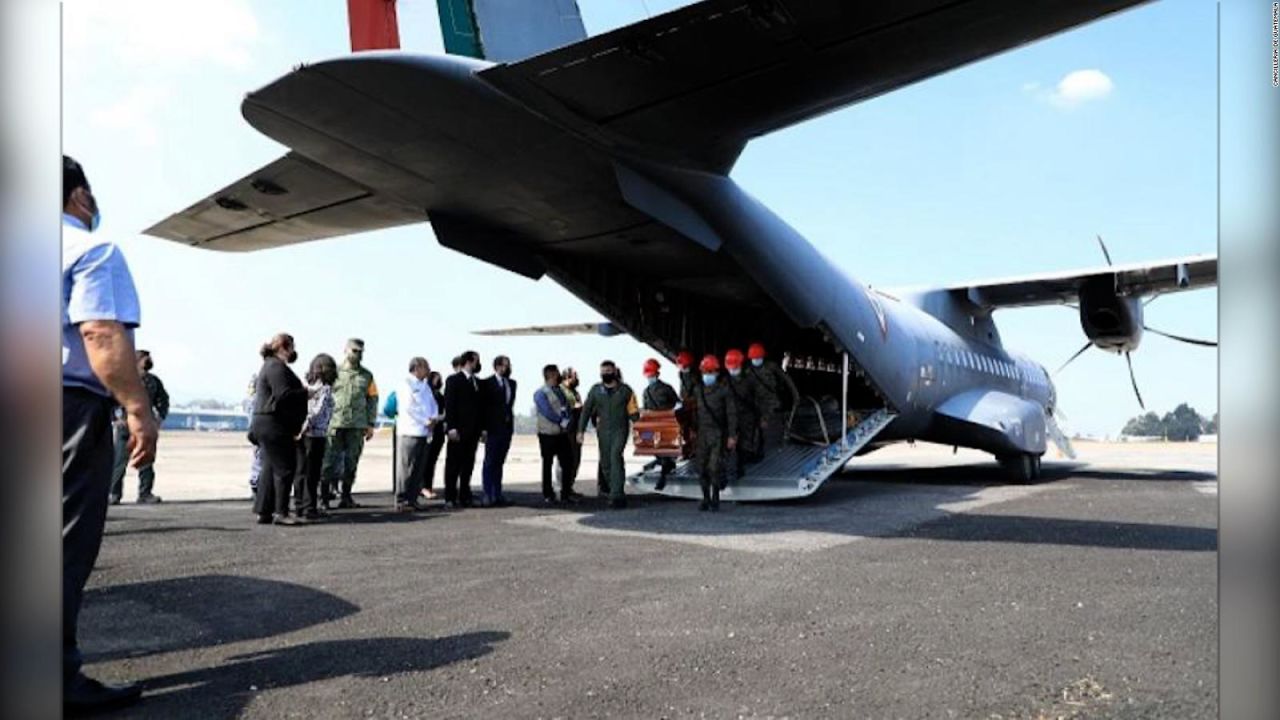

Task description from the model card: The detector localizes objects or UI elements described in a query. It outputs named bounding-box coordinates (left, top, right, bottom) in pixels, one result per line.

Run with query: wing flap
left=144, top=153, right=425, bottom=251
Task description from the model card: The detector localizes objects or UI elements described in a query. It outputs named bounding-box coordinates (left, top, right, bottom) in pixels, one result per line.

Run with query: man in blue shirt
left=61, top=155, right=157, bottom=715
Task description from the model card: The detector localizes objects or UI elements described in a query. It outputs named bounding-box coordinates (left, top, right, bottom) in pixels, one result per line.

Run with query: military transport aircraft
left=146, top=0, right=1217, bottom=501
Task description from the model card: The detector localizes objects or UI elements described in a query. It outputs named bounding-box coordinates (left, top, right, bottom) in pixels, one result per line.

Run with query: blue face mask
left=647, top=376, right=658, bottom=386
left=751, top=358, right=763, bottom=367
left=89, top=210, right=101, bottom=232
left=701, top=373, right=717, bottom=386
left=728, top=368, right=742, bottom=377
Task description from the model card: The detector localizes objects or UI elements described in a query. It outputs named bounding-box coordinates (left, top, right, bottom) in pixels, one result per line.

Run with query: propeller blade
left=1125, top=351, right=1144, bottom=409
left=1055, top=342, right=1093, bottom=375
left=1144, top=326, right=1218, bottom=347
left=1096, top=234, right=1114, bottom=266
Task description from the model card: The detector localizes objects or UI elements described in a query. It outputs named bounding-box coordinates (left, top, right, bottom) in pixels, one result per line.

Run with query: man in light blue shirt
left=61, top=155, right=157, bottom=715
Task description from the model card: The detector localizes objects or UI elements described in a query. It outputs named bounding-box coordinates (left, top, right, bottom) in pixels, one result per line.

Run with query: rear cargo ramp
left=628, top=409, right=895, bottom=502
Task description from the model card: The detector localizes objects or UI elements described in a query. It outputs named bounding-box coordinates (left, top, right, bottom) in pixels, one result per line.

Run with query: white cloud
left=1047, top=69, right=1114, bottom=108
left=89, top=84, right=169, bottom=147
left=65, top=0, right=260, bottom=71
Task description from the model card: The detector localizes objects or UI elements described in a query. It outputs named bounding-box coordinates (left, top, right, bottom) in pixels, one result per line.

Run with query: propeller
left=1096, top=234, right=1114, bottom=266
left=1143, top=325, right=1217, bottom=347
left=1052, top=234, right=1216, bottom=408
left=1124, top=351, right=1144, bottom=409
left=1055, top=341, right=1093, bottom=375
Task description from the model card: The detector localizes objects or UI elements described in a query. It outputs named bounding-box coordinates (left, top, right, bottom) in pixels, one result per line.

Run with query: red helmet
left=747, top=343, right=766, bottom=360
left=643, top=358, right=661, bottom=377
left=698, top=354, right=720, bottom=373
left=676, top=350, right=694, bottom=369
left=724, top=349, right=745, bottom=369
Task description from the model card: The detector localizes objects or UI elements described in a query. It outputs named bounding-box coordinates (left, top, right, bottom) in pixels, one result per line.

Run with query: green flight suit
left=693, top=378, right=738, bottom=506
left=322, top=361, right=379, bottom=503
left=579, top=382, right=639, bottom=503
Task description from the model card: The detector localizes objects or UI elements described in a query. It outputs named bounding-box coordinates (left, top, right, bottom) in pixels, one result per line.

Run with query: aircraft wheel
left=998, top=453, right=1036, bottom=484
left=1031, top=454, right=1042, bottom=480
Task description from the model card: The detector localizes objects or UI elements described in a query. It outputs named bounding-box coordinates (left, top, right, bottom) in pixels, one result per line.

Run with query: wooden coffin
left=633, top=409, right=683, bottom=457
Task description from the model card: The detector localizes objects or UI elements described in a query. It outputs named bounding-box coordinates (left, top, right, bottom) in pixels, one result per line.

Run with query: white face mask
left=728, top=368, right=741, bottom=377
left=751, top=358, right=764, bottom=367
left=701, top=373, right=717, bottom=386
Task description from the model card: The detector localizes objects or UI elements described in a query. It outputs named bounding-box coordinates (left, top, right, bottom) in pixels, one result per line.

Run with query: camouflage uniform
left=642, top=378, right=679, bottom=411
left=642, top=377, right=680, bottom=480
left=321, top=360, right=378, bottom=505
left=676, top=368, right=698, bottom=459
left=693, top=378, right=737, bottom=509
left=726, top=371, right=769, bottom=477
left=579, top=382, right=639, bottom=504
left=748, top=360, right=798, bottom=452
left=109, top=371, right=169, bottom=502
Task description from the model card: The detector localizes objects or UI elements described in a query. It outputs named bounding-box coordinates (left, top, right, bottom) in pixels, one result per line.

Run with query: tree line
left=1121, top=403, right=1217, bottom=441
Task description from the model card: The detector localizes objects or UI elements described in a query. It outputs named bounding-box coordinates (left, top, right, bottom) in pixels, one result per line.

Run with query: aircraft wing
left=479, top=0, right=1150, bottom=171
left=921, top=255, right=1218, bottom=310
left=473, top=321, right=622, bottom=337
left=143, top=153, right=426, bottom=251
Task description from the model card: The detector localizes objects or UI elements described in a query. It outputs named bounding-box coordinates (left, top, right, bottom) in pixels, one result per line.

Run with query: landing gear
left=998, top=452, right=1042, bottom=484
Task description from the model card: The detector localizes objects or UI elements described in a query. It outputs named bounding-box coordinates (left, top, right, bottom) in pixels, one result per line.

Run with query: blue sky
left=62, top=0, right=1217, bottom=437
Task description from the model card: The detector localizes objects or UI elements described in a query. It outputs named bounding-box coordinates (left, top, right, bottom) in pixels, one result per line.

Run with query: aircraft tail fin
left=437, top=0, right=586, bottom=62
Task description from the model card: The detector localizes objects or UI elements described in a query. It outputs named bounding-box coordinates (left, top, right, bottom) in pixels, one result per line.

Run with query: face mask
left=646, top=376, right=658, bottom=386
left=287, top=350, right=298, bottom=364
left=89, top=210, right=102, bottom=232
left=601, top=372, right=618, bottom=384
left=751, top=358, right=763, bottom=367
left=728, top=368, right=741, bottom=377
left=702, top=373, right=717, bottom=386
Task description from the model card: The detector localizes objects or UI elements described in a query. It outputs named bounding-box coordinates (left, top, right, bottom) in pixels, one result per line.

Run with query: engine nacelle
left=1077, top=276, right=1144, bottom=353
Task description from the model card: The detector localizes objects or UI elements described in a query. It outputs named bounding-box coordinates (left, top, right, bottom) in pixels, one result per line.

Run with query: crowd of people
left=58, top=154, right=801, bottom=714
left=244, top=332, right=801, bottom=523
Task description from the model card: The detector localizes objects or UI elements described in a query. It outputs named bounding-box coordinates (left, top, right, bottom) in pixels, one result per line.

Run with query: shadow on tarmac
left=550, top=463, right=1218, bottom=553
left=123, top=633, right=510, bottom=720
left=81, top=575, right=360, bottom=663
left=902, top=513, right=1217, bottom=551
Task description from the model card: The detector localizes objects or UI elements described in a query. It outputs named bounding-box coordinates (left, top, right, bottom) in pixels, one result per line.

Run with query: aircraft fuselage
left=239, top=52, right=1061, bottom=467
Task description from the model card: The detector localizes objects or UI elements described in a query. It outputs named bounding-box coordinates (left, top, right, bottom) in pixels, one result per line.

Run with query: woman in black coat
left=250, top=333, right=308, bottom=525
left=422, top=370, right=447, bottom=498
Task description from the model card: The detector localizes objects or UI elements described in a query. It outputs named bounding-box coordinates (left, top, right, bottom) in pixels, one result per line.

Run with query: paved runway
left=85, top=436, right=1216, bottom=718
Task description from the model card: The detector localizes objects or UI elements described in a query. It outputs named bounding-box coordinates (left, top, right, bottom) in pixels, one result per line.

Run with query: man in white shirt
left=396, top=357, right=440, bottom=511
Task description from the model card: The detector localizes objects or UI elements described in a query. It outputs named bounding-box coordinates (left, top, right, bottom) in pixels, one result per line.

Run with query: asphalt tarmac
left=84, top=437, right=1216, bottom=719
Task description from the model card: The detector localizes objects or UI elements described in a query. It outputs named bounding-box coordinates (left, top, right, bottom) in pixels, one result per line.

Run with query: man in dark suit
left=443, top=351, right=484, bottom=508
left=479, top=355, right=517, bottom=507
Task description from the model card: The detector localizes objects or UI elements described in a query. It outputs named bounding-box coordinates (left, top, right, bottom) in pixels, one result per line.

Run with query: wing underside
left=143, top=153, right=426, bottom=252
left=480, top=0, right=1151, bottom=171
